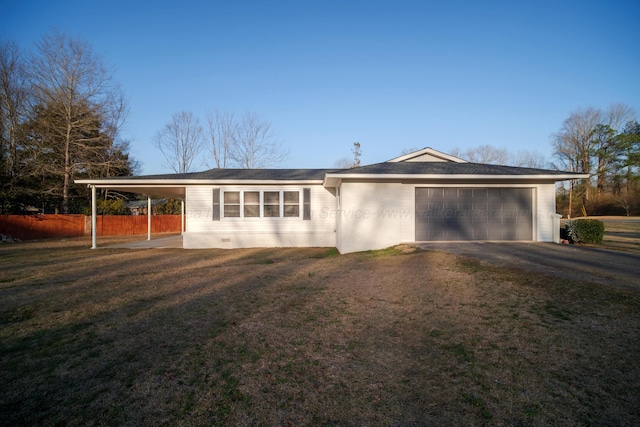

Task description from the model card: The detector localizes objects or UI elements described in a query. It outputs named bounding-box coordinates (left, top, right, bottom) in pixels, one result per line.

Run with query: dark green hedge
left=565, top=219, right=605, bottom=244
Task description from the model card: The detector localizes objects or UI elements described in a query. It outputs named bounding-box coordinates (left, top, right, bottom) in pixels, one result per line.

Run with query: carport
left=75, top=177, right=187, bottom=249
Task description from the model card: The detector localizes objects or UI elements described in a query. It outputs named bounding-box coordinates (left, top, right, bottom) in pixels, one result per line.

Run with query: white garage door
left=416, top=187, right=533, bottom=241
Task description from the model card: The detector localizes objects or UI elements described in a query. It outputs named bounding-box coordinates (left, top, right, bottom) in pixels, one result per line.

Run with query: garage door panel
left=459, top=189, right=473, bottom=198
left=459, top=202, right=473, bottom=212
left=416, top=187, right=533, bottom=241
left=473, top=230, right=489, bottom=239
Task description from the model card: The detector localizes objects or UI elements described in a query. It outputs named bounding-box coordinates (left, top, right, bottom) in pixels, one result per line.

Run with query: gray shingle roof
left=83, top=162, right=583, bottom=185
left=332, top=161, right=574, bottom=176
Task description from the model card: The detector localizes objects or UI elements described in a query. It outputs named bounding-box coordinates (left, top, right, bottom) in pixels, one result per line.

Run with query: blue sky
left=3, top=0, right=639, bottom=174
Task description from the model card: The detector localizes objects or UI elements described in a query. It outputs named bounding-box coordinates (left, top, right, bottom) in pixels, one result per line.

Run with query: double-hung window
left=263, top=191, right=280, bottom=217
left=284, top=191, right=300, bottom=217
left=216, top=189, right=307, bottom=219
left=244, top=191, right=260, bottom=217
left=223, top=191, right=240, bottom=218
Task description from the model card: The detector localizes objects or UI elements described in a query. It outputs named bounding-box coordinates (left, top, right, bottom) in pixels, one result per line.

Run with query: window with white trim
left=218, top=189, right=306, bottom=219
left=224, top=191, right=240, bottom=217
left=244, top=191, right=260, bottom=217
left=284, top=191, right=300, bottom=217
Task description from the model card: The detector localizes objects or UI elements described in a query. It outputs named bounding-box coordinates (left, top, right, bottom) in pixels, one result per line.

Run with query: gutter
left=322, top=173, right=590, bottom=187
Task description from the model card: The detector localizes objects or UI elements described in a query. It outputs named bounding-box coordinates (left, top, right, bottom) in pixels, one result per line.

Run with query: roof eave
left=76, top=178, right=325, bottom=186
left=322, top=173, right=589, bottom=186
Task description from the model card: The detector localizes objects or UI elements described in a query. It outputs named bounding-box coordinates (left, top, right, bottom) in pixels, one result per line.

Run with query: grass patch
left=1, top=238, right=639, bottom=425
left=443, top=342, right=475, bottom=362
left=311, top=247, right=340, bottom=258
left=363, top=246, right=404, bottom=257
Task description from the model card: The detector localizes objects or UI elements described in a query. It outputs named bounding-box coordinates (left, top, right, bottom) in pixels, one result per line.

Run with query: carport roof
left=75, top=168, right=339, bottom=198
left=98, top=168, right=339, bottom=181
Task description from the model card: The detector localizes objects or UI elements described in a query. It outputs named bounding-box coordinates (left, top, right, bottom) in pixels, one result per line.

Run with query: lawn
left=1, top=238, right=639, bottom=426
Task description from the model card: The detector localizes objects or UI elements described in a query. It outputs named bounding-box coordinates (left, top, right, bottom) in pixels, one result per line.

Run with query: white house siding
left=335, top=181, right=559, bottom=253
left=336, top=181, right=414, bottom=253
left=535, top=183, right=558, bottom=242
left=183, top=185, right=336, bottom=249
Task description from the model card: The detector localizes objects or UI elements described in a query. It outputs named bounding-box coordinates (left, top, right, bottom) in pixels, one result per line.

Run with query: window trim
left=220, top=189, right=304, bottom=220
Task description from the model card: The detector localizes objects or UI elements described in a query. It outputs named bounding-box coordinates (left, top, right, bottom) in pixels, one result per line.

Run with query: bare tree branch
left=153, top=111, right=204, bottom=173
left=228, top=112, right=288, bottom=168
left=205, top=109, right=235, bottom=168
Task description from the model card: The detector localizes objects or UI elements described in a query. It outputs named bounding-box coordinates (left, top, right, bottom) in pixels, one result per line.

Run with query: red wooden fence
left=0, top=214, right=182, bottom=240
left=96, top=215, right=182, bottom=236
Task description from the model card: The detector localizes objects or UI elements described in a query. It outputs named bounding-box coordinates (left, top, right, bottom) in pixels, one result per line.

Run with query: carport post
left=91, top=185, right=97, bottom=249
left=181, top=200, right=185, bottom=233
left=147, top=196, right=152, bottom=241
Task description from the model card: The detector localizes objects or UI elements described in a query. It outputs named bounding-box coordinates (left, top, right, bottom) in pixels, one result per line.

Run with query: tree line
left=443, top=104, right=640, bottom=216
left=0, top=31, right=289, bottom=215
left=0, top=32, right=135, bottom=214
left=552, top=104, right=640, bottom=216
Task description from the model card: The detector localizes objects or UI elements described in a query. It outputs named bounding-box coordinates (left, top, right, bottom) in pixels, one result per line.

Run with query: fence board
left=0, top=214, right=86, bottom=240
left=0, top=215, right=182, bottom=240
left=96, top=215, right=182, bottom=236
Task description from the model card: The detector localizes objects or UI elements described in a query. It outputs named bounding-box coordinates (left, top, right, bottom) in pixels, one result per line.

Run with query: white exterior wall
left=535, top=183, right=558, bottom=242
left=183, top=185, right=336, bottom=249
left=182, top=181, right=559, bottom=252
left=336, top=181, right=414, bottom=253
left=336, top=181, right=559, bottom=253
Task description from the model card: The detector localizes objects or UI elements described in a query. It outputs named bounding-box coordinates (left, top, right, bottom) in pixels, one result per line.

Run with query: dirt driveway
left=419, top=242, right=640, bottom=290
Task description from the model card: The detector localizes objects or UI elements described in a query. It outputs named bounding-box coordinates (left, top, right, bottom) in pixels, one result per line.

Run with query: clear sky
left=3, top=0, right=639, bottom=174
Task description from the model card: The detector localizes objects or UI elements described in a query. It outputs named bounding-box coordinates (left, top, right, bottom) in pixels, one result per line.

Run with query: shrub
left=565, top=219, right=605, bottom=244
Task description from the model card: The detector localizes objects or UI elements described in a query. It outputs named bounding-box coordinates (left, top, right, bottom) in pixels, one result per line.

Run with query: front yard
left=1, top=238, right=639, bottom=425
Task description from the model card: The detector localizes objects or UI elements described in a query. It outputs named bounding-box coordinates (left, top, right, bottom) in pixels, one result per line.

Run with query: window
left=244, top=191, right=260, bottom=217
left=264, top=191, right=280, bottom=217
left=218, top=189, right=309, bottom=220
left=224, top=191, right=240, bottom=217
left=284, top=191, right=299, bottom=217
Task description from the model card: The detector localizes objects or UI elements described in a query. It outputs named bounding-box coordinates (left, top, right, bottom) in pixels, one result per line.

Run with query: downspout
left=91, top=185, right=97, bottom=249
left=147, top=196, right=152, bottom=241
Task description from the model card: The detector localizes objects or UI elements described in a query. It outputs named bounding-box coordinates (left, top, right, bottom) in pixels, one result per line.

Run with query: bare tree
left=205, top=109, right=235, bottom=168
left=229, top=112, right=287, bottom=168
left=451, top=145, right=510, bottom=164
left=0, top=39, right=28, bottom=211
left=552, top=104, right=636, bottom=201
left=450, top=145, right=549, bottom=168
left=28, top=30, right=129, bottom=213
left=333, top=156, right=353, bottom=168
left=333, top=141, right=363, bottom=168
left=400, top=147, right=420, bottom=156
left=510, top=149, right=550, bottom=169
left=153, top=111, right=204, bottom=173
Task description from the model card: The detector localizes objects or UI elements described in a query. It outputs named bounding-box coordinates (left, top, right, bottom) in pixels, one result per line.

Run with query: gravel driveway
left=419, top=242, right=640, bottom=290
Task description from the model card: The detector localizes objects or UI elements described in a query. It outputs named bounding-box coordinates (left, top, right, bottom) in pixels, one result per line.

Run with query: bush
left=84, top=199, right=128, bottom=215
left=565, top=219, right=605, bottom=244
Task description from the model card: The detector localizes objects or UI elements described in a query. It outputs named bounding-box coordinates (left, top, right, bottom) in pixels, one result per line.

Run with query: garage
left=415, top=187, right=533, bottom=241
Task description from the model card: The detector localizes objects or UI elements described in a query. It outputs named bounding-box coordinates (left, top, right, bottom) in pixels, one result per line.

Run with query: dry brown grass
left=1, top=237, right=639, bottom=426
left=598, top=217, right=640, bottom=252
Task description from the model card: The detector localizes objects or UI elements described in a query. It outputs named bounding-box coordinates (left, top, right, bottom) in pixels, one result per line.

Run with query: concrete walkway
left=105, top=234, right=183, bottom=249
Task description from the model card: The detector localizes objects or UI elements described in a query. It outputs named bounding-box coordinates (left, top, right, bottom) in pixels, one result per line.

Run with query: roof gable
left=386, top=147, right=467, bottom=163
